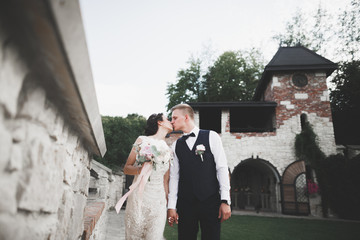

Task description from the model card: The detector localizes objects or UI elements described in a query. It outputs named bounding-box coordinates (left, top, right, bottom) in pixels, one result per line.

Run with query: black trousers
left=177, top=194, right=221, bottom=240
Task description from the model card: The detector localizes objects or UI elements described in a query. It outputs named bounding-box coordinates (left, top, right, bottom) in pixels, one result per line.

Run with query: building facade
left=190, top=46, right=338, bottom=216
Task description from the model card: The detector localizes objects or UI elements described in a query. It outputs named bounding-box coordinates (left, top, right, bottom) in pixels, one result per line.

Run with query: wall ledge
left=82, top=201, right=106, bottom=240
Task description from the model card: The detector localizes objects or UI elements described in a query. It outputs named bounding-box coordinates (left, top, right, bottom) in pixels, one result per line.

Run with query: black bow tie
left=182, top=132, right=195, bottom=140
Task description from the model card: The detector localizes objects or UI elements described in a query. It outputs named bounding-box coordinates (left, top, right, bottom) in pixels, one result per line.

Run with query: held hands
left=167, top=209, right=179, bottom=227
left=218, top=203, right=231, bottom=222
left=167, top=204, right=230, bottom=226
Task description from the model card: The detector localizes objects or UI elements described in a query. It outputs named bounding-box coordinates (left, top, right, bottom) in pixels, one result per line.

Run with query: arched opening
left=281, top=160, right=310, bottom=215
left=231, top=158, right=281, bottom=212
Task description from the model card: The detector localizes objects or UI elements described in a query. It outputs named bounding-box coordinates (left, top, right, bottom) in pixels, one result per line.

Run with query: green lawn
left=163, top=215, right=360, bottom=240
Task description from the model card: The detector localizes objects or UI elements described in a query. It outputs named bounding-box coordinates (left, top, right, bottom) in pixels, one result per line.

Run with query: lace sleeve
left=132, top=136, right=145, bottom=165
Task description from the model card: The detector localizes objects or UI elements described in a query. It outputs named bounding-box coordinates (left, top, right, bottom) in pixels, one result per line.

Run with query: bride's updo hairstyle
left=145, top=113, right=163, bottom=136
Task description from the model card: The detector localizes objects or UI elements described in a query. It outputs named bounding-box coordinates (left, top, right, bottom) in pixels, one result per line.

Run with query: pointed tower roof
left=253, top=46, right=337, bottom=100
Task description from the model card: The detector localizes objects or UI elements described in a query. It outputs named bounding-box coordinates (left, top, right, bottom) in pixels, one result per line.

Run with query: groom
left=167, top=104, right=231, bottom=240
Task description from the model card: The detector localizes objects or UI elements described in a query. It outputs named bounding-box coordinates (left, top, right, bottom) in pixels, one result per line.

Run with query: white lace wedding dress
left=124, top=136, right=172, bottom=240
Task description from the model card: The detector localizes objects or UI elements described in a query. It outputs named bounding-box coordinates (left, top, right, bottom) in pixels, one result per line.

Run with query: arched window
left=300, top=113, right=308, bottom=131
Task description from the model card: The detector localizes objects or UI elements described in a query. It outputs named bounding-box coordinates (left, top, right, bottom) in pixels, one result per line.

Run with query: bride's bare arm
left=164, top=166, right=170, bottom=203
left=123, top=137, right=142, bottom=175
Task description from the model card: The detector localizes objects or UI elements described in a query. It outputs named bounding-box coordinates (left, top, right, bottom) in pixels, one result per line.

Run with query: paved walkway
left=104, top=209, right=125, bottom=240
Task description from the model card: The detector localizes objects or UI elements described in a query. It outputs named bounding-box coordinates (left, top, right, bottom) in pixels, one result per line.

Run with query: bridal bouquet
left=115, top=142, right=160, bottom=213
left=134, top=143, right=160, bottom=169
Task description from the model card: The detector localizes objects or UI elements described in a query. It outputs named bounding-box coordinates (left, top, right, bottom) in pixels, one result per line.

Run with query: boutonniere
left=195, top=144, right=206, bottom=162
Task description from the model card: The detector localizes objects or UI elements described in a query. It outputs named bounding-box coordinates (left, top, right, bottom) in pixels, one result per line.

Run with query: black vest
left=175, top=130, right=220, bottom=203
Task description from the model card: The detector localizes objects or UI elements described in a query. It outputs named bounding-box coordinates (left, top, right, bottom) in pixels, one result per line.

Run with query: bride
left=116, top=113, right=173, bottom=240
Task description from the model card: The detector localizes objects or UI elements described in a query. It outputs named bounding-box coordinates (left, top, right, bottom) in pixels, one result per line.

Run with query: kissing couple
left=115, top=103, right=231, bottom=240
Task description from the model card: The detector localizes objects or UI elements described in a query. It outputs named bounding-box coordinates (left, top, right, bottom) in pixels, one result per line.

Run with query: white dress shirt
left=168, top=126, right=231, bottom=209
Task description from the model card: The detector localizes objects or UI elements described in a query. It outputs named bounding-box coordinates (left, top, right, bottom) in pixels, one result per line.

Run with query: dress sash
left=115, top=162, right=153, bottom=213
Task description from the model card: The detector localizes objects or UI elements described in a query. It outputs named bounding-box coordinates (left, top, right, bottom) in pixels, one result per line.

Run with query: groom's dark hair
left=171, top=104, right=194, bottom=120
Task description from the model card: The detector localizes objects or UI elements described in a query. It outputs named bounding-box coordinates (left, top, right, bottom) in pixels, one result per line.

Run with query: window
left=199, top=108, right=221, bottom=133
left=230, top=107, right=275, bottom=133
left=292, top=73, right=308, bottom=87
left=300, top=113, right=308, bottom=130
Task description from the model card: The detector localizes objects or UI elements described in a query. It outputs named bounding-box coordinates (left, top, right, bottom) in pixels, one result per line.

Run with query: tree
left=166, top=48, right=264, bottom=110
left=337, top=0, right=360, bottom=61
left=330, top=61, right=360, bottom=112
left=330, top=61, right=360, bottom=144
left=95, top=114, right=146, bottom=172
left=273, top=10, right=312, bottom=48
left=273, top=6, right=332, bottom=56
left=330, top=1, right=360, bottom=145
left=166, top=57, right=204, bottom=112
left=203, top=49, right=264, bottom=102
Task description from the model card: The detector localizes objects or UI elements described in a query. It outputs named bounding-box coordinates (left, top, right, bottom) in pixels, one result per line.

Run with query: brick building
left=189, top=46, right=338, bottom=216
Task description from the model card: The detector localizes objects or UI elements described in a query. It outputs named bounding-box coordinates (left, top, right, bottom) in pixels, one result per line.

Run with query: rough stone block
left=61, top=145, right=74, bottom=186
left=280, top=100, right=290, bottom=105
left=66, top=133, right=78, bottom=155
left=0, top=44, right=27, bottom=117
left=0, top=211, right=58, bottom=240
left=80, top=167, right=91, bottom=195
left=25, top=213, right=58, bottom=240
left=18, top=136, right=63, bottom=213
left=0, top=174, right=17, bottom=214
left=55, top=189, right=73, bottom=240
left=8, top=144, right=23, bottom=172
left=315, top=72, right=326, bottom=77
left=50, top=114, right=64, bottom=142
left=295, top=93, right=308, bottom=99
left=67, top=194, right=87, bottom=240
left=37, top=101, right=58, bottom=135
left=0, top=213, right=25, bottom=240
left=18, top=86, right=46, bottom=120
left=286, top=104, right=295, bottom=109
left=11, top=119, right=27, bottom=143
left=0, top=120, right=12, bottom=172
left=271, top=77, right=281, bottom=89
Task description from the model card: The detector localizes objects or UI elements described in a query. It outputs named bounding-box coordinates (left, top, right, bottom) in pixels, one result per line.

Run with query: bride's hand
left=167, top=209, right=178, bottom=227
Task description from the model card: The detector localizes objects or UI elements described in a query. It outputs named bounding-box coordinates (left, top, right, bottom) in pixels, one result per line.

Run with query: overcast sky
left=79, top=0, right=350, bottom=118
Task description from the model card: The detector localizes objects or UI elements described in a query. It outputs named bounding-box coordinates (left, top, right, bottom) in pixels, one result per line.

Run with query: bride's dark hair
left=144, top=113, right=163, bottom=136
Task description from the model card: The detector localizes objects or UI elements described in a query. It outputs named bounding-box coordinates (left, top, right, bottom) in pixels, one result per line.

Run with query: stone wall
left=0, top=73, right=91, bottom=239
left=85, top=161, right=124, bottom=240
left=222, top=112, right=337, bottom=174
left=88, top=161, right=124, bottom=209
left=0, top=1, right=106, bottom=239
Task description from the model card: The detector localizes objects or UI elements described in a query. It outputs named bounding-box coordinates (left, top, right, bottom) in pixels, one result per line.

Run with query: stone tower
left=254, top=46, right=338, bottom=157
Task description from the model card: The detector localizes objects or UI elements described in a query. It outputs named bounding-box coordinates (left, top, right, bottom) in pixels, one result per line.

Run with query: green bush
left=319, top=154, right=360, bottom=220
left=295, top=121, right=360, bottom=220
left=95, top=114, right=146, bottom=172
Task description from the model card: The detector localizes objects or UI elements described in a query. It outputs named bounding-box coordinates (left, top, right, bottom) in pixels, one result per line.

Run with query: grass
left=163, top=214, right=360, bottom=240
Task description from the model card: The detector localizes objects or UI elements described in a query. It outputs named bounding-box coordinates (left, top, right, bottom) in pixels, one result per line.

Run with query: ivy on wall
left=294, top=121, right=329, bottom=216
left=295, top=121, right=325, bottom=167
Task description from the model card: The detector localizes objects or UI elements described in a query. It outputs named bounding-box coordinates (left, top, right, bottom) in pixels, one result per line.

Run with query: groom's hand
left=167, top=209, right=179, bottom=227
left=218, top=203, right=231, bottom=222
